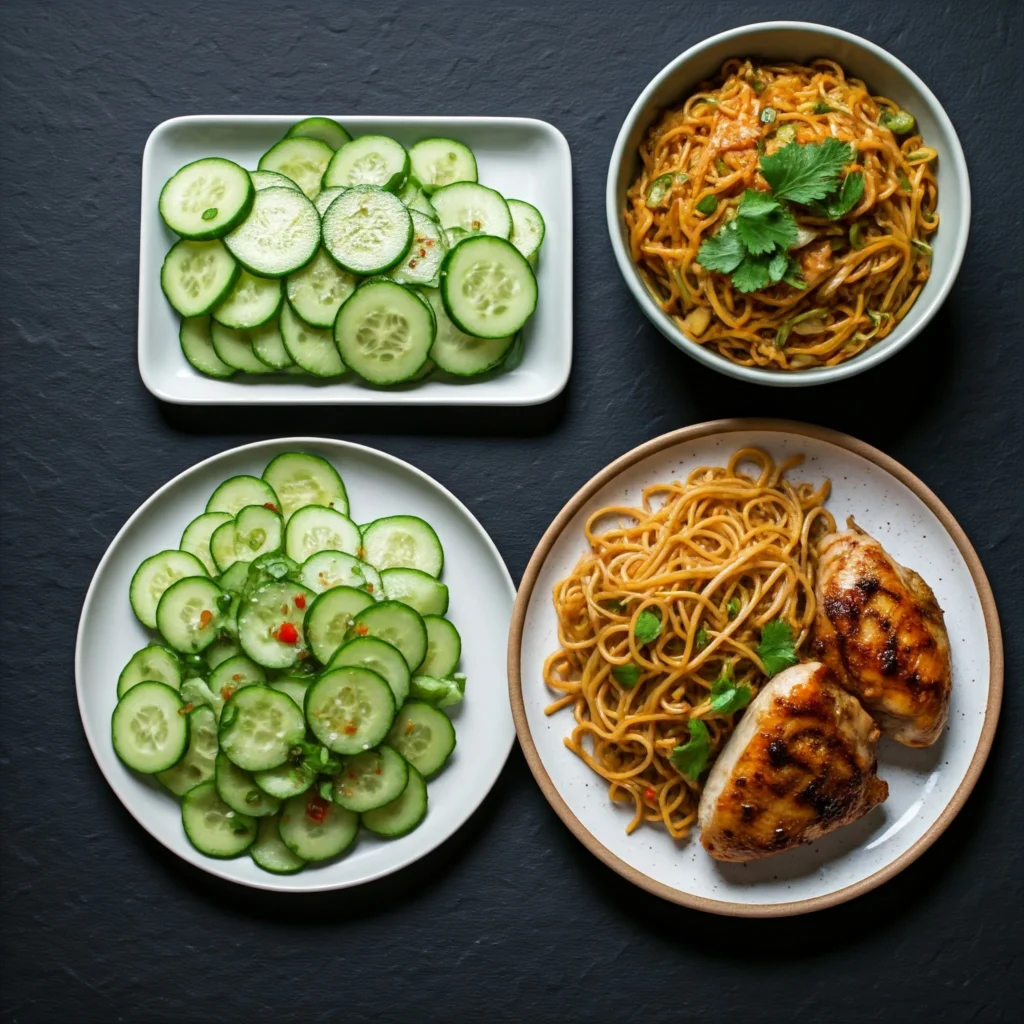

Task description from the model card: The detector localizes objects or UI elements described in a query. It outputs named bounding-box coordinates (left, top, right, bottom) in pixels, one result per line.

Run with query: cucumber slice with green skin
left=440, top=235, right=537, bottom=339
left=286, top=249, right=357, bottom=329
left=422, top=287, right=514, bottom=376
left=225, top=187, right=321, bottom=277
left=380, top=567, right=449, bottom=616
left=216, top=750, right=281, bottom=817
left=159, top=157, right=255, bottom=239
left=179, top=316, right=235, bottom=379
left=332, top=744, right=408, bottom=812
left=430, top=181, right=511, bottom=239
left=237, top=581, right=315, bottom=669
left=180, top=676, right=225, bottom=718
left=209, top=322, right=276, bottom=374
left=304, top=586, right=375, bottom=664
left=130, top=550, right=209, bottom=629
left=386, top=701, right=456, bottom=777
left=324, top=135, right=409, bottom=193
left=262, top=452, right=348, bottom=520
left=210, top=504, right=283, bottom=572
left=500, top=332, right=525, bottom=371
left=409, top=674, right=464, bottom=708
left=322, top=185, right=413, bottom=275
left=361, top=515, right=444, bottom=576
left=181, top=780, right=258, bottom=858
left=507, top=198, right=545, bottom=261
left=334, top=280, right=434, bottom=384
left=161, top=239, right=240, bottom=317
left=398, top=176, right=439, bottom=220
left=212, top=270, right=283, bottom=330
left=299, top=550, right=382, bottom=596
left=156, top=576, right=228, bottom=654
left=117, top=644, right=182, bottom=698
left=328, top=636, right=410, bottom=707
left=305, top=667, right=397, bottom=754
left=180, top=511, right=233, bottom=575
left=286, top=116, right=352, bottom=151
left=257, top=136, right=334, bottom=199
left=284, top=505, right=361, bottom=562
left=204, top=636, right=243, bottom=670
left=250, top=816, right=306, bottom=874
left=270, top=676, right=312, bottom=710
left=279, top=301, right=346, bottom=377
left=361, top=763, right=428, bottom=837
left=313, top=186, right=347, bottom=216
left=408, top=138, right=478, bottom=194
left=156, top=705, right=218, bottom=796
left=279, top=793, right=359, bottom=861
left=219, top=685, right=306, bottom=771
left=250, top=319, right=293, bottom=370
left=390, top=211, right=447, bottom=288
left=208, top=653, right=266, bottom=698
left=254, top=760, right=315, bottom=799
left=420, top=616, right=462, bottom=677
left=249, top=169, right=301, bottom=192
left=216, top=559, right=252, bottom=594
left=345, top=601, right=427, bottom=672
left=206, top=475, right=280, bottom=516
left=112, top=681, right=189, bottom=773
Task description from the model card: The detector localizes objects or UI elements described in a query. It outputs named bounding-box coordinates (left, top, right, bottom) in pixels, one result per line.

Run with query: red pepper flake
left=221, top=685, right=235, bottom=700
left=294, top=594, right=307, bottom=610
left=409, top=259, right=418, bottom=268
left=356, top=624, right=369, bottom=636
left=374, top=767, right=382, bottom=775
left=419, top=248, right=426, bottom=258
left=426, top=239, right=434, bottom=247
left=644, top=787, right=657, bottom=801
left=275, top=622, right=299, bottom=644
left=177, top=703, right=194, bottom=716
left=231, top=673, right=242, bottom=682
left=297, top=649, right=309, bottom=660
left=305, top=794, right=329, bottom=823
left=199, top=609, right=213, bottom=629
left=263, top=502, right=280, bottom=513
left=281, top=604, right=289, bottom=616
left=365, top=583, right=374, bottom=593
left=343, top=724, right=357, bottom=735
left=347, top=772, right=356, bottom=780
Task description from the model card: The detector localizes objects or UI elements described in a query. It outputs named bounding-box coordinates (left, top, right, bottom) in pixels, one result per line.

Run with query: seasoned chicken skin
left=699, top=662, right=887, bottom=863
left=811, top=519, right=952, bottom=747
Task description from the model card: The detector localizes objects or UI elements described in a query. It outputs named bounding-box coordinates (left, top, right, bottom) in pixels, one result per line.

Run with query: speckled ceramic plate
left=509, top=420, right=1002, bottom=916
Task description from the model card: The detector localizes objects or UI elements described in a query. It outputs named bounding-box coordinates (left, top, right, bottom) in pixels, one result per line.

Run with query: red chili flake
left=220, top=685, right=235, bottom=700
left=294, top=594, right=307, bottom=610
left=263, top=502, right=279, bottom=513
left=281, top=604, right=290, bottom=616
left=365, top=583, right=374, bottom=593
left=374, top=767, right=382, bottom=775
left=232, top=673, right=242, bottom=682
left=199, top=609, right=213, bottom=629
left=426, top=238, right=434, bottom=247
left=343, top=724, right=358, bottom=735
left=177, top=703, right=194, bottom=716
left=644, top=787, right=657, bottom=801
left=419, top=248, right=426, bottom=258
left=408, top=259, right=418, bottom=268
left=347, top=772, right=356, bottom=780
left=356, top=624, right=369, bottom=636
left=297, top=649, right=309, bottom=660
left=275, top=622, right=299, bottom=644
left=305, top=794, right=329, bottom=823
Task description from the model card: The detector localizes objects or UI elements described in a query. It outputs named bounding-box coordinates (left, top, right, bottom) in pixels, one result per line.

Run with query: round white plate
left=510, top=421, right=1002, bottom=916
left=77, top=437, right=515, bottom=891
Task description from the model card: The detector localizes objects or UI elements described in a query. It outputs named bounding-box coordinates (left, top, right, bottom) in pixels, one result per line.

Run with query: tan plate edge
left=507, top=418, right=1004, bottom=918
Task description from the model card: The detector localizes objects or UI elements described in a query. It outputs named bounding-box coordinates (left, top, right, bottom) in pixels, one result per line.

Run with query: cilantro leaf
left=757, top=619, right=800, bottom=676
left=709, top=663, right=753, bottom=715
left=736, top=188, right=780, bottom=219
left=726, top=598, right=741, bottom=619
left=731, top=255, right=773, bottom=293
left=736, top=204, right=798, bottom=256
left=670, top=719, right=711, bottom=780
left=759, top=138, right=855, bottom=205
left=767, top=250, right=790, bottom=283
left=783, top=260, right=807, bottom=289
left=694, top=625, right=710, bottom=650
left=611, top=664, right=642, bottom=688
left=811, top=171, right=864, bottom=220
left=633, top=610, right=662, bottom=645
left=696, top=223, right=746, bottom=274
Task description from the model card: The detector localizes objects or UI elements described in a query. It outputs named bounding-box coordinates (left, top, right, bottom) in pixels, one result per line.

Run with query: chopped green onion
left=760, top=106, right=777, bottom=124
left=751, top=77, right=766, bottom=94
left=773, top=123, right=797, bottom=145
left=696, top=194, right=719, bottom=216
left=812, top=100, right=833, bottom=114
left=897, top=171, right=912, bottom=193
left=911, top=238, right=933, bottom=260
left=696, top=96, right=718, bottom=109
left=670, top=266, right=691, bottom=307
left=775, top=307, right=829, bottom=349
left=849, top=222, right=865, bottom=249
left=879, top=109, right=916, bottom=134
left=715, top=158, right=728, bottom=175
left=905, top=150, right=933, bottom=164
left=673, top=172, right=690, bottom=187
left=645, top=173, right=673, bottom=209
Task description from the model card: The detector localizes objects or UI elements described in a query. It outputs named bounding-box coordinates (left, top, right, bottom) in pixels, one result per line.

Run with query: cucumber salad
left=112, top=450, right=465, bottom=873
left=158, top=117, right=545, bottom=386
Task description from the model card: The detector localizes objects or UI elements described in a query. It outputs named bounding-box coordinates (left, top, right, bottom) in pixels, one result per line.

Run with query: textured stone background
left=1, top=1, right=1021, bottom=1021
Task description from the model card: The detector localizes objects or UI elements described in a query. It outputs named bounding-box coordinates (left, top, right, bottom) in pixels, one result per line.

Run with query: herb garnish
left=633, top=609, right=662, bottom=645
left=611, top=663, right=642, bottom=688
left=670, top=719, right=711, bottom=779
left=708, top=662, right=753, bottom=715
left=756, top=619, right=800, bottom=676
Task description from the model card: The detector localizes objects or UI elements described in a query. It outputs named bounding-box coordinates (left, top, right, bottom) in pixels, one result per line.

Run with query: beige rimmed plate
left=508, top=420, right=1002, bottom=917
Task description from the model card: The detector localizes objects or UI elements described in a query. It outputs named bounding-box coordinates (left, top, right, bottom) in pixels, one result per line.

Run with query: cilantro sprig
left=756, top=619, right=800, bottom=677
left=708, top=662, right=753, bottom=715
left=670, top=719, right=711, bottom=780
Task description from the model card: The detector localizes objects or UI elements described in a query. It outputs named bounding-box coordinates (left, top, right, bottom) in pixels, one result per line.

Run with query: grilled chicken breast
left=811, top=519, right=952, bottom=747
left=699, top=662, right=887, bottom=862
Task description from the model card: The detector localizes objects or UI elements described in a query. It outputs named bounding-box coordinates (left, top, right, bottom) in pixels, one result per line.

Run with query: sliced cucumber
left=156, top=576, right=227, bottom=654
left=286, top=116, right=351, bottom=151
left=430, top=181, right=511, bottom=239
left=180, top=677, right=225, bottom=719
left=250, top=816, right=306, bottom=874
left=390, top=211, right=447, bottom=287
left=409, top=674, right=464, bottom=708
left=386, top=701, right=456, bottom=777
left=257, top=136, right=334, bottom=199
left=507, top=198, right=545, bottom=261
left=284, top=505, right=361, bottom=562
left=206, top=475, right=279, bottom=516
left=212, top=270, right=282, bottom=329
left=180, top=511, right=233, bottom=575
left=117, top=644, right=182, bottom=698
left=299, top=550, right=382, bottom=596
left=179, top=316, right=235, bottom=378
left=408, top=138, right=478, bottom=194
left=216, top=750, right=281, bottom=817
left=313, top=186, right=347, bottom=217
left=129, top=549, right=208, bottom=629
left=398, top=177, right=438, bottom=220
left=250, top=169, right=301, bottom=192
left=208, top=323, right=273, bottom=374
left=210, top=504, right=283, bottom=572
left=112, top=681, right=188, bottom=773
left=345, top=601, right=427, bottom=672
left=225, top=187, right=320, bottom=277
left=262, top=451, right=348, bottom=520
left=332, top=744, right=408, bottom=812
left=181, top=780, right=257, bottom=858
left=334, top=280, right=434, bottom=384
left=423, top=286, right=514, bottom=376
left=270, top=676, right=312, bottom=710
left=161, top=239, right=239, bottom=317
left=305, top=667, right=397, bottom=754
left=208, top=653, right=266, bottom=697
left=360, top=515, right=443, bottom=576
left=361, top=764, right=428, bottom=837
left=156, top=705, right=218, bottom=796
left=205, top=635, right=243, bottom=670
left=440, top=235, right=537, bottom=338
left=323, top=135, right=409, bottom=193
left=279, top=301, right=346, bottom=377
left=254, top=760, right=315, bottom=800
left=219, top=685, right=306, bottom=771
left=250, top=319, right=293, bottom=370
left=420, top=616, right=462, bottom=677
left=380, top=567, right=449, bottom=616
left=286, top=249, right=357, bottom=328
left=217, top=559, right=252, bottom=591
left=322, top=185, right=413, bottom=275
left=304, top=586, right=375, bottom=664
left=328, top=636, right=410, bottom=707
left=159, top=157, right=254, bottom=239
left=278, top=793, right=358, bottom=861
left=237, top=581, right=314, bottom=669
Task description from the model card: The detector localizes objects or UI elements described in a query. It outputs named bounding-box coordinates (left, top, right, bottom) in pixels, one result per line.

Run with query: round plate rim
left=506, top=418, right=1003, bottom=917
left=76, top=436, right=516, bottom=893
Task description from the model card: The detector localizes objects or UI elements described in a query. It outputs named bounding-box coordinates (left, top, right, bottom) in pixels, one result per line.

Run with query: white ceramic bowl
left=606, top=22, right=970, bottom=387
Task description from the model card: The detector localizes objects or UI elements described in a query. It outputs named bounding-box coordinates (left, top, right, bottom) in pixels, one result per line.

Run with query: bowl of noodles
left=606, top=23, right=970, bottom=385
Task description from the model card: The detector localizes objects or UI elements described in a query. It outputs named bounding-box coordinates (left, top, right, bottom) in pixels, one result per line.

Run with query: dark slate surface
left=2, top=1, right=1021, bottom=1021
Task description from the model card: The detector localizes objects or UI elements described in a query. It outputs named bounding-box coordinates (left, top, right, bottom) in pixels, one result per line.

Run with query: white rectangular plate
left=139, top=115, right=572, bottom=406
